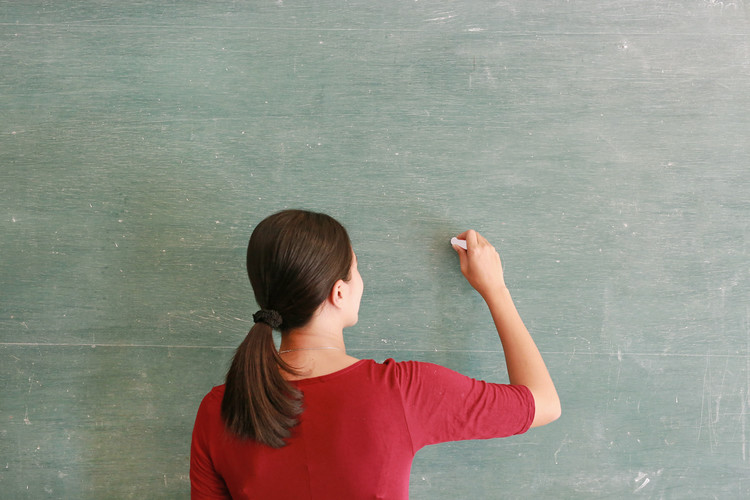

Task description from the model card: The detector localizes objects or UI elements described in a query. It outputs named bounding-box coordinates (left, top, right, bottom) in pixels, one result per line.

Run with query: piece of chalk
left=451, top=237, right=467, bottom=250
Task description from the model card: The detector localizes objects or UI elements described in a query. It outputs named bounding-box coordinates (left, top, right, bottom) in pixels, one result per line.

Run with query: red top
left=190, top=358, right=534, bottom=499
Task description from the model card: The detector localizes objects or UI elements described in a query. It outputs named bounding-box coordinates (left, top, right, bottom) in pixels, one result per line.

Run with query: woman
left=190, top=210, right=560, bottom=499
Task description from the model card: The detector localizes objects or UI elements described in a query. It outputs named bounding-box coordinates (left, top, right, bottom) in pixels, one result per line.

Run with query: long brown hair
left=221, top=210, right=353, bottom=448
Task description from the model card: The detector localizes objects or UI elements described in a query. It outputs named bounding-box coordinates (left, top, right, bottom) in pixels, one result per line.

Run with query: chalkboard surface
left=2, top=1, right=749, bottom=498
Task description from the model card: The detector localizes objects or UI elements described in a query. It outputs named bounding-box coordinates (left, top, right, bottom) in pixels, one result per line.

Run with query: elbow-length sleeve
left=390, top=360, right=535, bottom=451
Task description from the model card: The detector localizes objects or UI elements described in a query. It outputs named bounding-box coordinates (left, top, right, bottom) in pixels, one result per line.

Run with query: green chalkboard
left=2, top=1, right=749, bottom=498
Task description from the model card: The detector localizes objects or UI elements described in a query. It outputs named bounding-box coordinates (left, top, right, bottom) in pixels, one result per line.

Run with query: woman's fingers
left=453, top=230, right=505, bottom=297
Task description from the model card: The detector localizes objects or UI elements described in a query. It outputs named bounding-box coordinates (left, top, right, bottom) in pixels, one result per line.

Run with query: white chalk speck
left=634, top=477, right=650, bottom=493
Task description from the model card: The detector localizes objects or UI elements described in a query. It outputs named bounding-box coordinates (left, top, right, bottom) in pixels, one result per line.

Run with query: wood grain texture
left=2, top=1, right=749, bottom=497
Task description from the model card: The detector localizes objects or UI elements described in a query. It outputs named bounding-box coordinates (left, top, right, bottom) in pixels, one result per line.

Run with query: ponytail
left=221, top=322, right=302, bottom=448
left=222, top=209, right=352, bottom=448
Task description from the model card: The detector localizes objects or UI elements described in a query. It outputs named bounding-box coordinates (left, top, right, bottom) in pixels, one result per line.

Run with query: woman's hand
left=452, top=230, right=506, bottom=299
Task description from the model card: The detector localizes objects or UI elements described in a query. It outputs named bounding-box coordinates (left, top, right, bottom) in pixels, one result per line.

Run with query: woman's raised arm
left=453, top=230, right=561, bottom=427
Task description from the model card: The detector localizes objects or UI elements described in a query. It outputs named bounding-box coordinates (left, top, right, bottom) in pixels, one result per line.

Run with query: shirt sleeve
left=190, top=390, right=231, bottom=500
left=391, top=360, right=535, bottom=451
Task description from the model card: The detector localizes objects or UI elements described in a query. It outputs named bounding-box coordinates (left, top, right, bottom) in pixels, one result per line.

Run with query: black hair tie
left=253, top=309, right=283, bottom=329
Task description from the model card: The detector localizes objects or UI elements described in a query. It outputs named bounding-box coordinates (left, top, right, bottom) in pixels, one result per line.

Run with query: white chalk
left=451, top=237, right=467, bottom=250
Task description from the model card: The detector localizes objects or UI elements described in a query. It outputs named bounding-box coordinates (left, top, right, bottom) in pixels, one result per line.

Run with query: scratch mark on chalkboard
left=744, top=319, right=750, bottom=461
left=425, top=12, right=456, bottom=23
left=698, top=353, right=726, bottom=452
left=567, top=347, right=575, bottom=365
left=713, top=357, right=730, bottom=426
left=741, top=387, right=747, bottom=461
left=614, top=349, right=623, bottom=393
left=633, top=474, right=650, bottom=493
left=698, top=356, right=709, bottom=445
left=553, top=434, right=571, bottom=464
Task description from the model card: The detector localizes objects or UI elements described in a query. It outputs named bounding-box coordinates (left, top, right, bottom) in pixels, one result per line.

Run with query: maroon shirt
left=191, top=358, right=534, bottom=499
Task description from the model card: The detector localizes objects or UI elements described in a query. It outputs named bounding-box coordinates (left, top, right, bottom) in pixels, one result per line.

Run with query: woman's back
left=191, top=359, right=534, bottom=500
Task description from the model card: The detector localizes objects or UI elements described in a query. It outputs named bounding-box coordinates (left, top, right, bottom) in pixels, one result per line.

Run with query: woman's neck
left=280, top=315, right=346, bottom=351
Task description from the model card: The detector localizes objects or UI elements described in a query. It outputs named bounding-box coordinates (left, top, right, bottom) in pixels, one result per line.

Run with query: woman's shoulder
left=198, top=384, right=225, bottom=409
left=364, top=358, right=462, bottom=387
left=378, top=357, right=449, bottom=375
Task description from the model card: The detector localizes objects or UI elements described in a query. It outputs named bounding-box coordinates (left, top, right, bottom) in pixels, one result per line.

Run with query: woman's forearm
left=484, top=286, right=561, bottom=427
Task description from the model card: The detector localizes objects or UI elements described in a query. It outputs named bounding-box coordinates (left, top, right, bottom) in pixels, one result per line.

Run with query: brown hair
left=221, top=210, right=353, bottom=448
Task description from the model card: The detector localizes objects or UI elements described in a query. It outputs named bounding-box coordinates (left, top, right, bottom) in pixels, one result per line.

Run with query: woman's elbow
left=530, top=396, right=562, bottom=428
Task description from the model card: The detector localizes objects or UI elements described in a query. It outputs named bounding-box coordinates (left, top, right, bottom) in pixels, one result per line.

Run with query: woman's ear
left=328, top=279, right=347, bottom=309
